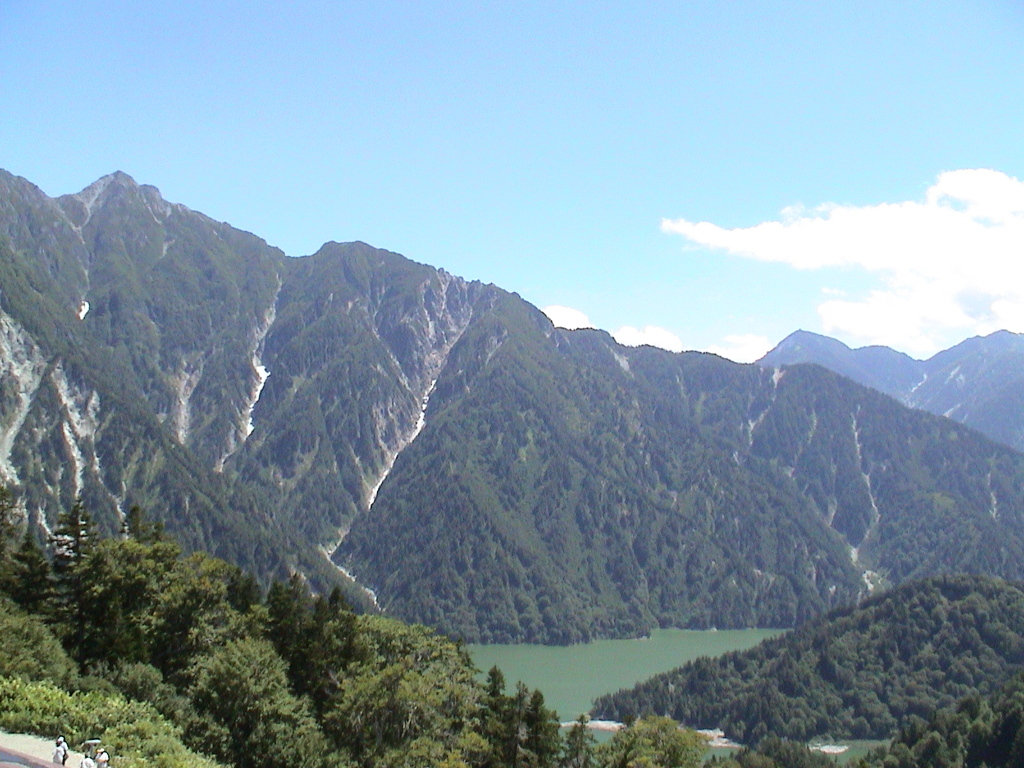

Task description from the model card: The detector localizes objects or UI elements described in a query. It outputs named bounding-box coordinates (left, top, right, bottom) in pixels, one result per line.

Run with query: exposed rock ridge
left=216, top=279, right=282, bottom=472
left=360, top=269, right=485, bottom=511
left=0, top=310, right=48, bottom=483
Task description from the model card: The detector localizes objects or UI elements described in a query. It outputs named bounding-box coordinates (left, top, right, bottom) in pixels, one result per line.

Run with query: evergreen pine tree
left=11, top=531, right=55, bottom=615
left=561, top=717, right=595, bottom=768
left=226, top=567, right=260, bottom=613
left=302, top=588, right=360, bottom=714
left=0, top=486, right=16, bottom=550
left=0, top=486, right=18, bottom=595
left=524, top=688, right=562, bottom=768
left=50, top=498, right=98, bottom=661
left=122, top=504, right=166, bottom=544
left=264, top=574, right=313, bottom=682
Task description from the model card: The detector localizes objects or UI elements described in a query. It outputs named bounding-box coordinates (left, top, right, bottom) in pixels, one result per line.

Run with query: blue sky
left=2, top=1, right=1023, bottom=360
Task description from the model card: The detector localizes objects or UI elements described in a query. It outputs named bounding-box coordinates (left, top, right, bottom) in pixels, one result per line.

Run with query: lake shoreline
left=469, top=627, right=783, bottom=723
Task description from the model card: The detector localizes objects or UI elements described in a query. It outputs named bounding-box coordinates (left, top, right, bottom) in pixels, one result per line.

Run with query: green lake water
left=468, top=628, right=783, bottom=722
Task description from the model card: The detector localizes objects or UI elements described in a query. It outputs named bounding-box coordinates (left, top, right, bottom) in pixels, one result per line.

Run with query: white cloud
left=613, top=325, right=685, bottom=353
left=663, top=169, right=1024, bottom=356
left=542, top=305, right=595, bottom=330
left=543, top=303, right=766, bottom=361
left=705, top=334, right=773, bottom=364
left=543, top=305, right=687, bottom=354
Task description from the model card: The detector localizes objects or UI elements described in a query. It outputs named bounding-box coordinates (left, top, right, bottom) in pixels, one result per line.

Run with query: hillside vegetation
left=0, top=489, right=714, bottom=768
left=863, top=669, right=1024, bottom=768
left=593, top=575, right=1024, bottom=743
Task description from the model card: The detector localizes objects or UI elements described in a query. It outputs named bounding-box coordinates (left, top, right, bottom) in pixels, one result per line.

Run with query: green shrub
left=0, top=676, right=222, bottom=768
left=0, top=601, right=77, bottom=687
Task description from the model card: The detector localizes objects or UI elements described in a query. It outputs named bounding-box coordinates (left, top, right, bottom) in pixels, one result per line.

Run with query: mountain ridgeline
left=761, top=329, right=1024, bottom=452
left=3, top=169, right=1024, bottom=642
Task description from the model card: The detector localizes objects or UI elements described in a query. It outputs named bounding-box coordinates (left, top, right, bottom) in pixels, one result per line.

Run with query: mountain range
left=3, top=169, right=1024, bottom=642
left=761, top=329, right=1024, bottom=452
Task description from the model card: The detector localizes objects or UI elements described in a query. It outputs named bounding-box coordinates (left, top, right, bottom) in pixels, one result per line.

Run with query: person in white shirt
left=52, top=736, right=68, bottom=765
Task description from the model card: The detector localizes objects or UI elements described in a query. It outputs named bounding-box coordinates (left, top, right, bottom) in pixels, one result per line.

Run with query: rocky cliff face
left=227, top=241, right=501, bottom=559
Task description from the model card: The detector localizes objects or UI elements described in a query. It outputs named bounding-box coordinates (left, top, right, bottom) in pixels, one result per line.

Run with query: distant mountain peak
left=762, top=328, right=1024, bottom=451
left=771, top=329, right=853, bottom=355
left=75, top=171, right=137, bottom=210
left=59, top=171, right=175, bottom=229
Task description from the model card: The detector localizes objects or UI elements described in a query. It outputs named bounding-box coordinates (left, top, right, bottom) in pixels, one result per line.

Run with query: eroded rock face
left=0, top=310, right=48, bottom=485
left=0, top=312, right=120, bottom=535
left=230, top=241, right=500, bottom=553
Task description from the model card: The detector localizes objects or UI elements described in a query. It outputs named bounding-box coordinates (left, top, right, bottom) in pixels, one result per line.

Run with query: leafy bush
left=0, top=600, right=77, bottom=687
left=0, top=676, right=221, bottom=768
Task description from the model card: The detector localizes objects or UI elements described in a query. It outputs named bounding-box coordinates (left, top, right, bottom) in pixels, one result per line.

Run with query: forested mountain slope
left=0, top=169, right=499, bottom=596
left=761, top=329, right=1024, bottom=451
left=593, top=575, right=1024, bottom=743
left=4, top=169, right=1024, bottom=642
left=342, top=331, right=1024, bottom=641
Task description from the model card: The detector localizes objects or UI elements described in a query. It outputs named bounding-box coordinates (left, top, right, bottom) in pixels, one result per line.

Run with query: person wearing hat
left=95, top=746, right=109, bottom=768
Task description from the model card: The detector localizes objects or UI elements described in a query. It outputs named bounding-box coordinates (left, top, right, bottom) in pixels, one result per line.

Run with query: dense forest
left=593, top=575, right=1024, bottom=743
left=0, top=487, right=712, bottom=768
left=861, top=669, right=1024, bottom=768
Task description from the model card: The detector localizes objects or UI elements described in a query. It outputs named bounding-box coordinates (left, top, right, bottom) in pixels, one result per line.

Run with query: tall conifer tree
left=50, top=498, right=98, bottom=661
left=11, top=532, right=55, bottom=615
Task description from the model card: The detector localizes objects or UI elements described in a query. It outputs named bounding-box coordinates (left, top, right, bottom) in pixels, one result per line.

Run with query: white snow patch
left=216, top=285, right=280, bottom=471
left=0, top=312, right=48, bottom=483
left=910, top=372, right=928, bottom=394
left=247, top=360, right=270, bottom=438
left=77, top=301, right=90, bottom=320
left=365, top=378, right=437, bottom=510
left=944, top=365, right=962, bottom=384
left=987, top=472, right=1000, bottom=520
left=613, top=351, right=630, bottom=373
